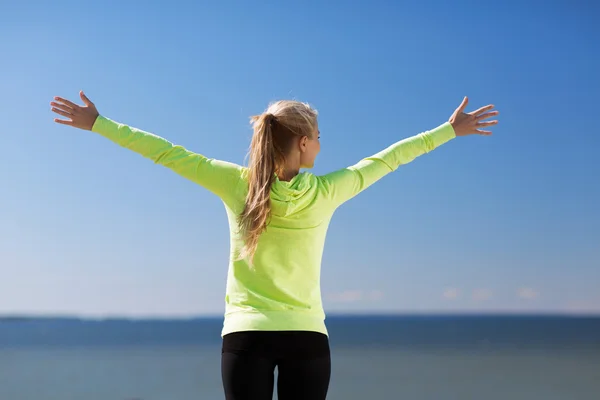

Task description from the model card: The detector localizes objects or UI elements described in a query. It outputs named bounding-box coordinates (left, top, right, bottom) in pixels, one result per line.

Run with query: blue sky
left=1, top=1, right=599, bottom=317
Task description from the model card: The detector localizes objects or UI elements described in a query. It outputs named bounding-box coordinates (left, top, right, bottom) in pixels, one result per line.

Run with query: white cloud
left=327, top=290, right=363, bottom=303
left=472, top=288, right=493, bottom=301
left=517, top=287, right=540, bottom=300
left=443, top=288, right=460, bottom=300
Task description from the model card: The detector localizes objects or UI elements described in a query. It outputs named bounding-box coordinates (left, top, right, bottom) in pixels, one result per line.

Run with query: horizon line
left=2, top=310, right=599, bottom=321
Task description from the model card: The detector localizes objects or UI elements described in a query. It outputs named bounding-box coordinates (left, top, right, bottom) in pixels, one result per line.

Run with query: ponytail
left=237, top=113, right=279, bottom=263
left=237, top=100, right=318, bottom=265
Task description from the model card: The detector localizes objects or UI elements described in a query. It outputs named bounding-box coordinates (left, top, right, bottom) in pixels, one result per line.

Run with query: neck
left=277, top=155, right=301, bottom=181
left=276, top=151, right=302, bottom=182
left=277, top=166, right=300, bottom=182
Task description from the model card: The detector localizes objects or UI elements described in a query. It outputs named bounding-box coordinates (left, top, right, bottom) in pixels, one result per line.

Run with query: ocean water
left=1, top=315, right=599, bottom=400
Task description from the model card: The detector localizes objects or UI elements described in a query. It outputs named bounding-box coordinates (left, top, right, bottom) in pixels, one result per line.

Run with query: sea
left=1, top=315, right=599, bottom=400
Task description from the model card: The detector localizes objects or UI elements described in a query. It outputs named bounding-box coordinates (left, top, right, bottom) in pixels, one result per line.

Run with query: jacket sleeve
left=91, top=115, right=244, bottom=203
left=320, top=122, right=456, bottom=209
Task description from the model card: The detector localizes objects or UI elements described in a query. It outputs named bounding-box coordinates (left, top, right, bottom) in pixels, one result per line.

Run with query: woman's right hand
left=449, top=96, right=499, bottom=136
left=51, top=91, right=100, bottom=131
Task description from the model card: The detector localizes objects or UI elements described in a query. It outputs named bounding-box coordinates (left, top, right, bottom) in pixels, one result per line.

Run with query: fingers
left=449, top=98, right=498, bottom=137
left=51, top=92, right=98, bottom=130
left=471, top=104, right=495, bottom=116
left=54, top=118, right=74, bottom=126
left=51, top=100, right=74, bottom=111
left=54, top=96, right=79, bottom=110
left=51, top=106, right=73, bottom=118
left=50, top=102, right=73, bottom=114
left=476, top=113, right=498, bottom=135
left=456, top=96, right=469, bottom=114
left=475, top=110, right=499, bottom=121
left=80, top=90, right=93, bottom=106
left=476, top=120, right=498, bottom=127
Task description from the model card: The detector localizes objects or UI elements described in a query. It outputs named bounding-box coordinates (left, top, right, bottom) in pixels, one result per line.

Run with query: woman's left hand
left=51, top=91, right=100, bottom=131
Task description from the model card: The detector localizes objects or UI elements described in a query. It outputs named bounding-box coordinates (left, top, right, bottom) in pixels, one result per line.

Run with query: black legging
left=221, top=330, right=331, bottom=400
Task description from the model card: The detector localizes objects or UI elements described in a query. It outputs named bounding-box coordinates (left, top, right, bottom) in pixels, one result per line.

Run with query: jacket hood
left=270, top=172, right=316, bottom=217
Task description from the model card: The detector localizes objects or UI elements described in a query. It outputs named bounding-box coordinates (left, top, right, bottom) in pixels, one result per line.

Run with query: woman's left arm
left=51, top=91, right=244, bottom=202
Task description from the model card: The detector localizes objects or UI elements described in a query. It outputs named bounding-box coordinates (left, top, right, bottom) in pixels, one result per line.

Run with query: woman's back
left=222, top=170, right=337, bottom=336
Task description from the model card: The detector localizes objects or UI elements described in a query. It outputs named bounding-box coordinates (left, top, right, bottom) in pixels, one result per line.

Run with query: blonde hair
left=237, top=100, right=318, bottom=262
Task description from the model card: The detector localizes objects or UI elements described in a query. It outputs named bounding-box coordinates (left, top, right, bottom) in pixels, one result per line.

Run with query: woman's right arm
left=320, top=122, right=456, bottom=208
left=320, top=97, right=498, bottom=209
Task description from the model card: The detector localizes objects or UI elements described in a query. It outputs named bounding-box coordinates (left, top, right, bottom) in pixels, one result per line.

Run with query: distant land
left=2, top=313, right=599, bottom=349
left=1, top=311, right=599, bottom=323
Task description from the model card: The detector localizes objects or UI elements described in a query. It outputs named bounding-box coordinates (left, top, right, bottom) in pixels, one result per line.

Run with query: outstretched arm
left=51, top=91, right=244, bottom=203
left=321, top=97, right=499, bottom=208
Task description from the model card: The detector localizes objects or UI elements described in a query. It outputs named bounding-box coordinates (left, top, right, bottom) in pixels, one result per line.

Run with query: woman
left=50, top=92, right=498, bottom=400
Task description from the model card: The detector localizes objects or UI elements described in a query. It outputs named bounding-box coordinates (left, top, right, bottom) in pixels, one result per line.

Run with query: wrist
left=450, top=121, right=464, bottom=137
left=89, top=113, right=101, bottom=131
